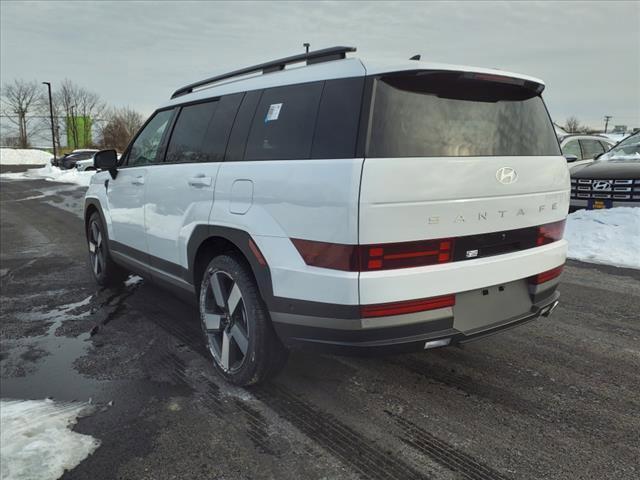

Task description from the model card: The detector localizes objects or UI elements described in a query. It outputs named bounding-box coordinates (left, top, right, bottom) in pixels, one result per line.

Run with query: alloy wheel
left=201, top=269, right=250, bottom=373
left=88, top=221, right=104, bottom=277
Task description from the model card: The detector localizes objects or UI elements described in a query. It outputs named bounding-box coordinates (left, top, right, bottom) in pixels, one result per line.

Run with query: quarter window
left=245, top=82, right=323, bottom=160
left=312, top=77, right=364, bottom=159
left=599, top=140, right=613, bottom=152
left=127, top=110, right=173, bottom=167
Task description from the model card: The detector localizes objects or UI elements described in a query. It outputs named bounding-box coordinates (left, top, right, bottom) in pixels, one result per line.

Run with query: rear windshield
left=366, top=72, right=560, bottom=158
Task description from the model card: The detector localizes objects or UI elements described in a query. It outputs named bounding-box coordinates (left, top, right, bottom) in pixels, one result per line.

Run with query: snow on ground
left=1, top=164, right=95, bottom=187
left=565, top=207, right=640, bottom=269
left=0, top=148, right=52, bottom=165
left=0, top=399, right=100, bottom=480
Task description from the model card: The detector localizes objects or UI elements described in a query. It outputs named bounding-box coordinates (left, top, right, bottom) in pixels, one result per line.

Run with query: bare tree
left=54, top=79, right=106, bottom=148
left=0, top=79, right=44, bottom=148
left=100, top=106, right=144, bottom=151
left=564, top=116, right=581, bottom=134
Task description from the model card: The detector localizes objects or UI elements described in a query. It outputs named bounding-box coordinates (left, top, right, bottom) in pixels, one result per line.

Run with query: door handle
left=187, top=175, right=212, bottom=187
left=131, top=176, right=145, bottom=186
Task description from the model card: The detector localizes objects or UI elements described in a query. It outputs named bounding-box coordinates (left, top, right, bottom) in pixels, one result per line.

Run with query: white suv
left=84, top=46, right=569, bottom=385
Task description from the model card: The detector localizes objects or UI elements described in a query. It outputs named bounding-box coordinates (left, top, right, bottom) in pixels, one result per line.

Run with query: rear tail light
left=537, top=219, right=566, bottom=246
left=291, top=238, right=454, bottom=272
left=529, top=265, right=564, bottom=285
left=361, top=295, right=455, bottom=318
left=361, top=239, right=453, bottom=271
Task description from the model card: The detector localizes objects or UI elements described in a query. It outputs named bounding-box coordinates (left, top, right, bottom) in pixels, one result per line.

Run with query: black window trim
left=120, top=76, right=370, bottom=167
left=237, top=89, right=264, bottom=162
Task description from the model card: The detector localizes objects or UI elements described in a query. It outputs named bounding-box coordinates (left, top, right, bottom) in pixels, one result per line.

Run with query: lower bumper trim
left=272, top=291, right=560, bottom=356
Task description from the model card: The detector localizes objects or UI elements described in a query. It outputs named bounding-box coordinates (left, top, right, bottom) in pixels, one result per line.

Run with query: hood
left=571, top=159, right=640, bottom=179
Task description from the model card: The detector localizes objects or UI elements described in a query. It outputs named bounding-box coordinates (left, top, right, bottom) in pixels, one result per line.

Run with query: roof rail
left=171, top=46, right=357, bottom=99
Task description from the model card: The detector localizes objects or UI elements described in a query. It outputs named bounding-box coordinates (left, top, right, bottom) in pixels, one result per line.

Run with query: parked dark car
left=51, top=149, right=99, bottom=169
left=570, top=132, right=640, bottom=210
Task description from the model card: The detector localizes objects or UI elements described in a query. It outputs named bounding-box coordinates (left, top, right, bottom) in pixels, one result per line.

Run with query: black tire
left=86, top=212, right=128, bottom=286
left=199, top=253, right=288, bottom=386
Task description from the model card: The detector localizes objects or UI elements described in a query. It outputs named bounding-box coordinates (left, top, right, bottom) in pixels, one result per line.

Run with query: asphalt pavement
left=1, top=170, right=639, bottom=480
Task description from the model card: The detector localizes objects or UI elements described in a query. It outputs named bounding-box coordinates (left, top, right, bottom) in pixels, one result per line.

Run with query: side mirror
left=94, top=149, right=118, bottom=170
left=564, top=154, right=578, bottom=163
left=593, top=152, right=603, bottom=160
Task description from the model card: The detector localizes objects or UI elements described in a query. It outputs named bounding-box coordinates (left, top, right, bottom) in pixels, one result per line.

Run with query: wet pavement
left=1, top=170, right=639, bottom=479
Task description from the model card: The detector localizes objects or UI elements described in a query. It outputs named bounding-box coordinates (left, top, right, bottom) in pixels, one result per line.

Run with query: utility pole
left=70, top=105, right=78, bottom=148
left=42, top=82, right=57, bottom=161
left=303, top=42, right=310, bottom=55
left=604, top=115, right=612, bottom=133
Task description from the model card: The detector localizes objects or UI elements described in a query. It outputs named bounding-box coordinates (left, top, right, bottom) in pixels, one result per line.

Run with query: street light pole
left=42, top=82, right=57, bottom=161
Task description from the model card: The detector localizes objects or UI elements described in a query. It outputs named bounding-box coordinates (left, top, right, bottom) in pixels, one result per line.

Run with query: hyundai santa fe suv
left=84, top=46, right=569, bottom=385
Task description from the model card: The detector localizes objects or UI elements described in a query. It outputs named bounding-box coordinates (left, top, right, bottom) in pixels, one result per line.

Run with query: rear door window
left=579, top=139, right=605, bottom=159
left=245, top=82, right=323, bottom=160
left=366, top=72, right=560, bottom=158
left=165, top=94, right=243, bottom=164
left=165, top=101, right=218, bottom=163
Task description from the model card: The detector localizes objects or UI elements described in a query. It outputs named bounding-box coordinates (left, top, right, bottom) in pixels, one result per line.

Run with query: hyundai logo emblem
left=592, top=180, right=612, bottom=191
left=496, top=167, right=518, bottom=185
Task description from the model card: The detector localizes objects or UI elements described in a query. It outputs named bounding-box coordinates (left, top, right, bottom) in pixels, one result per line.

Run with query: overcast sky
left=1, top=0, right=639, bottom=129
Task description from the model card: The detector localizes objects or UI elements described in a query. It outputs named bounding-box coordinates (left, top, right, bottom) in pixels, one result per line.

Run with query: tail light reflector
left=537, top=220, right=566, bottom=246
left=361, top=295, right=455, bottom=318
left=529, top=265, right=564, bottom=285
left=290, top=239, right=359, bottom=271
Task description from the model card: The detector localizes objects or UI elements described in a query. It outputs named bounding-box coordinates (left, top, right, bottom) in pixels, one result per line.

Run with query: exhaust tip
left=424, top=338, right=451, bottom=350
left=541, top=301, right=559, bottom=317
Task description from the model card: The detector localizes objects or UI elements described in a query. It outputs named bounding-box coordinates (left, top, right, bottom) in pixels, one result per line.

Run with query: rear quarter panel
left=210, top=158, right=364, bottom=304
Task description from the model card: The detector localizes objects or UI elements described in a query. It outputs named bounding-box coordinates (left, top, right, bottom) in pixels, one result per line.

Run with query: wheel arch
left=84, top=198, right=108, bottom=241
left=188, top=226, right=274, bottom=304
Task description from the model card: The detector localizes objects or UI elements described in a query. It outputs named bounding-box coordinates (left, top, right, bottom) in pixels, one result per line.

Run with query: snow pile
left=565, top=207, right=640, bottom=269
left=0, top=399, right=100, bottom=480
left=1, top=163, right=95, bottom=187
left=0, top=148, right=52, bottom=165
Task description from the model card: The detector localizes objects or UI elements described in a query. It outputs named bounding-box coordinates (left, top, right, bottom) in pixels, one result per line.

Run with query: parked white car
left=76, top=152, right=122, bottom=171
left=559, top=135, right=615, bottom=167
left=84, top=46, right=568, bottom=385
left=75, top=156, right=97, bottom=171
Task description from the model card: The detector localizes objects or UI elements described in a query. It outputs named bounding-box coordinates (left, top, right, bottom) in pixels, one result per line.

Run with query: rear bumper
left=271, top=284, right=560, bottom=356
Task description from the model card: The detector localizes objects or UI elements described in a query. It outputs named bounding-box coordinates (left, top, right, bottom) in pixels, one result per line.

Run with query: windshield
left=599, top=133, right=640, bottom=161
left=366, top=72, right=560, bottom=158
